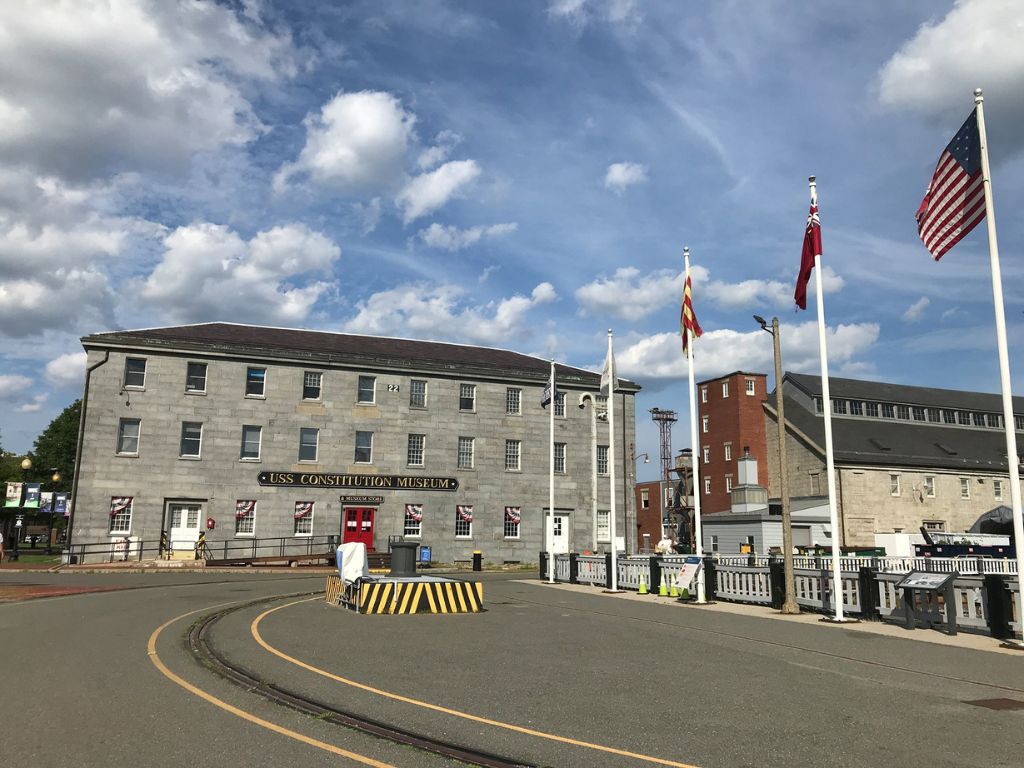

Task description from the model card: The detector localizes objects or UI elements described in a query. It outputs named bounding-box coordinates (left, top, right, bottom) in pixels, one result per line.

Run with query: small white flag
left=600, top=345, right=617, bottom=397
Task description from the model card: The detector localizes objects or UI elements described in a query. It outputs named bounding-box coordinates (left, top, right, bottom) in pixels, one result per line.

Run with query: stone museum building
left=68, top=323, right=638, bottom=564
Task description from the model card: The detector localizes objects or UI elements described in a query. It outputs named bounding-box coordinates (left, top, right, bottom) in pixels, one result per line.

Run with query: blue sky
left=1, top=0, right=1022, bottom=481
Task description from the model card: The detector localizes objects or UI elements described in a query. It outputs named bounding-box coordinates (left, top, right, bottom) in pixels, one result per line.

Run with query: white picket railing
left=714, top=554, right=1018, bottom=575
left=715, top=565, right=772, bottom=605
left=576, top=554, right=606, bottom=586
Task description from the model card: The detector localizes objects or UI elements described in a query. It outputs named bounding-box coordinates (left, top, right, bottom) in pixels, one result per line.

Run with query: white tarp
left=337, top=542, right=369, bottom=584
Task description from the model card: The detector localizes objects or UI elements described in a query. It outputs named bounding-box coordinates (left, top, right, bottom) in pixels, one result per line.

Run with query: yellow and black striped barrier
left=358, top=579, right=484, bottom=614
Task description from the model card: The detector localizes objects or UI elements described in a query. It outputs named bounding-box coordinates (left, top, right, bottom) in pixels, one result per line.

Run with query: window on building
left=912, top=406, right=926, bottom=422
left=927, top=408, right=941, bottom=423
left=293, top=501, right=313, bottom=536
left=881, top=403, right=895, bottom=418
left=987, top=414, right=1003, bottom=428
left=923, top=476, right=935, bottom=498
left=833, top=399, right=847, bottom=415
left=724, top=443, right=732, bottom=462
left=357, top=375, right=375, bottom=404
left=597, top=445, right=609, bottom=475
left=505, top=439, right=522, bottom=471
left=116, top=418, right=140, bottom=455
left=457, top=437, right=475, bottom=469
left=596, top=509, right=610, bottom=541
left=702, top=446, right=710, bottom=464
left=745, top=377, right=756, bottom=396
left=554, top=443, right=566, bottom=474
left=722, top=381, right=729, bottom=398
left=235, top=500, right=255, bottom=536
left=109, top=496, right=132, bottom=534
left=702, top=415, right=709, bottom=433
left=186, top=362, right=207, bottom=393
left=814, top=396, right=824, bottom=414
left=554, top=392, right=566, bottom=417
left=994, top=479, right=1004, bottom=501
left=864, top=402, right=879, bottom=418
left=942, top=409, right=957, bottom=424
left=957, top=411, right=971, bottom=426
left=850, top=400, right=863, bottom=416
left=889, top=473, right=900, bottom=496
left=700, top=386, right=708, bottom=403
left=240, top=425, right=261, bottom=460
left=704, top=477, right=711, bottom=495
left=246, top=367, right=266, bottom=397
left=410, top=379, right=427, bottom=408
left=922, top=520, right=946, bottom=533
left=506, top=387, right=521, bottom=415
left=641, top=489, right=649, bottom=509
left=504, top=506, right=521, bottom=539
left=298, top=428, right=319, bottom=462
left=303, top=371, right=322, bottom=400
left=725, top=475, right=733, bottom=493
left=972, top=412, right=986, bottom=428
left=354, top=430, right=373, bottom=463
left=406, top=434, right=425, bottom=466
left=960, top=477, right=971, bottom=499
left=896, top=405, right=910, bottom=420
left=123, top=357, right=146, bottom=388
left=809, top=472, right=821, bottom=495
left=745, top=535, right=756, bottom=550
left=180, top=422, right=202, bottom=458
left=1015, top=415, right=1024, bottom=431
left=711, top=535, right=719, bottom=553
left=455, top=505, right=473, bottom=538
left=459, top=383, right=476, bottom=411
left=404, top=504, right=423, bottom=537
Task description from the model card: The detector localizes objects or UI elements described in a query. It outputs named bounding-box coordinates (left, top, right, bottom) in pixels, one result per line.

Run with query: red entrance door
left=343, top=507, right=375, bottom=550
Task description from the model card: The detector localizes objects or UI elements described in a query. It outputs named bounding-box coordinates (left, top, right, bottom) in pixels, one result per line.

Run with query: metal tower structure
left=649, top=408, right=678, bottom=486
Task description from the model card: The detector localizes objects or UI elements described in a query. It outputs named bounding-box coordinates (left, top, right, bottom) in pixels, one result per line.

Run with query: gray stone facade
left=70, top=325, right=637, bottom=564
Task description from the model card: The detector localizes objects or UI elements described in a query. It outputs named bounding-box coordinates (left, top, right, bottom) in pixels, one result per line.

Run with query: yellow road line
left=253, top=600, right=700, bottom=768
left=147, top=602, right=395, bottom=768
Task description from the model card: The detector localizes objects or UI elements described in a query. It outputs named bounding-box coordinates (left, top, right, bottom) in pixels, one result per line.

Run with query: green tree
left=30, top=400, right=80, bottom=491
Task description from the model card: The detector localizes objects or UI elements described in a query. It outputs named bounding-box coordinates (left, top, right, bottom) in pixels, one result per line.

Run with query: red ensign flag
left=681, top=272, right=703, bottom=354
left=794, top=202, right=821, bottom=310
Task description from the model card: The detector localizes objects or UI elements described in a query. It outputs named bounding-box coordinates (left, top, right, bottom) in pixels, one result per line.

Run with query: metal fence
left=713, top=554, right=1018, bottom=575
left=66, top=535, right=337, bottom=565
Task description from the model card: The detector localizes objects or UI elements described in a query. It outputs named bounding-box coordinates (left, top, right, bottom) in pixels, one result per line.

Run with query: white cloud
left=604, top=162, right=648, bottom=194
left=45, top=352, right=88, bottom=390
left=352, top=197, right=382, bottom=235
left=418, top=222, right=517, bottom=251
left=138, top=222, right=340, bottom=324
left=416, top=130, right=463, bottom=170
left=274, top=90, right=416, bottom=194
left=344, top=281, right=557, bottom=345
left=877, top=0, right=1024, bottom=132
left=0, top=267, right=115, bottom=337
left=0, top=374, right=32, bottom=399
left=0, top=0, right=296, bottom=181
left=15, top=394, right=47, bottom=413
left=396, top=160, right=481, bottom=224
left=548, top=0, right=641, bottom=27
left=902, top=296, right=930, bottom=323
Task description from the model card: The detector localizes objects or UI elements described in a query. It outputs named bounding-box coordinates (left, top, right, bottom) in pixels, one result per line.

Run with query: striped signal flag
left=681, top=270, right=703, bottom=355
left=916, top=109, right=985, bottom=260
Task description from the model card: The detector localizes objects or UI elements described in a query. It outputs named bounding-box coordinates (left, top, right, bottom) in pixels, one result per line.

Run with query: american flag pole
left=684, top=247, right=707, bottom=603
left=548, top=359, right=556, bottom=584
left=974, top=89, right=1024, bottom=647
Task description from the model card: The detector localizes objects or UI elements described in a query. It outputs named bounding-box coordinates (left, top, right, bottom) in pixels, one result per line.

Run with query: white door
left=168, top=503, right=202, bottom=551
left=551, top=513, right=570, bottom=554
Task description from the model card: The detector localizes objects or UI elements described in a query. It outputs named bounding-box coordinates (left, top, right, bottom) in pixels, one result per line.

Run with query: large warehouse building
left=69, top=323, right=638, bottom=564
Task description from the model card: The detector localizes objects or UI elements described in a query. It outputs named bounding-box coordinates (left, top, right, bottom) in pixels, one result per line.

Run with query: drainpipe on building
left=66, top=350, right=109, bottom=562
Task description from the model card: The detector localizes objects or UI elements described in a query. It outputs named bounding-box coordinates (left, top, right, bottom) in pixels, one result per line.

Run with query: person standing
left=1, top=529, right=5, bottom=564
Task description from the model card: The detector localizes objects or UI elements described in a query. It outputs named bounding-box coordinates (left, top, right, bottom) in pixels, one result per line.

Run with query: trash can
left=390, top=541, right=419, bottom=577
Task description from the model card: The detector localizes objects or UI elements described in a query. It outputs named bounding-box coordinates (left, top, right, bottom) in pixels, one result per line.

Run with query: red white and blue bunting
left=236, top=500, right=256, bottom=519
left=456, top=505, right=473, bottom=523
left=293, top=501, right=313, bottom=519
left=405, top=504, right=423, bottom=522
left=504, top=506, right=521, bottom=524
left=109, top=496, right=132, bottom=517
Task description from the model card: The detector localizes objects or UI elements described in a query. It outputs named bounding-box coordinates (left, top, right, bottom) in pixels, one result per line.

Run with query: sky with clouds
left=1, top=0, right=1023, bottom=482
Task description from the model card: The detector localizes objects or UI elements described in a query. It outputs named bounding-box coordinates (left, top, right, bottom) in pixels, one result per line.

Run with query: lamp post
left=45, top=468, right=61, bottom=554
left=754, top=315, right=800, bottom=615
left=12, top=457, right=33, bottom=560
left=578, top=393, right=608, bottom=552
left=629, top=447, right=650, bottom=551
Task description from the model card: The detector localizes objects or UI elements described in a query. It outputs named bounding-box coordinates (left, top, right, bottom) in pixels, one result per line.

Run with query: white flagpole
left=974, top=89, right=1024, bottom=646
left=548, top=360, right=556, bottom=584
left=810, top=176, right=846, bottom=622
left=684, top=247, right=706, bottom=603
left=607, top=330, right=620, bottom=592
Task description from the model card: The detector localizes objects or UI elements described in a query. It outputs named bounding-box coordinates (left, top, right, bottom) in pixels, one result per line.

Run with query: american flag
left=293, top=501, right=313, bottom=519
left=457, top=505, right=473, bottom=522
left=916, top=109, right=985, bottom=260
left=405, top=503, right=423, bottom=522
left=794, top=202, right=821, bottom=310
left=681, top=271, right=703, bottom=354
left=235, top=500, right=255, bottom=519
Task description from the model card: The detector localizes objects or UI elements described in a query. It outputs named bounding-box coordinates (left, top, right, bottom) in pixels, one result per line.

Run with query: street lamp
left=46, top=468, right=61, bottom=554
left=12, top=457, right=33, bottom=560
left=754, top=315, right=800, bottom=615
left=579, top=393, right=608, bottom=552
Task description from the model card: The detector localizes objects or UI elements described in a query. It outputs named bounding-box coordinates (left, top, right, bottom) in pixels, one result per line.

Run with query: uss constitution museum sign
left=257, top=471, right=460, bottom=491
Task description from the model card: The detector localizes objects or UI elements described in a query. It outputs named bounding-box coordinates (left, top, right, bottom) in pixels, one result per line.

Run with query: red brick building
left=633, top=479, right=669, bottom=551
left=697, top=371, right=768, bottom=514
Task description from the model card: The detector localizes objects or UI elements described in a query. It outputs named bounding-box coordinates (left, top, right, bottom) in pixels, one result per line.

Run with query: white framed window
left=711, top=535, right=719, bottom=553
left=1015, top=415, right=1024, bottom=431
left=293, top=501, right=313, bottom=536
left=725, top=475, right=733, bottom=493
left=701, top=415, right=708, bottom=433
left=702, top=446, right=709, bottom=464
left=457, top=436, right=475, bottom=469
left=554, top=442, right=566, bottom=474
left=109, top=496, right=133, bottom=534
left=506, top=388, right=521, bottom=415
left=410, top=379, right=427, bottom=408
left=912, top=406, right=926, bottom=422
left=923, top=520, right=946, bottom=533
left=240, top=425, right=262, bottom=460
left=303, top=371, right=322, bottom=400
left=459, top=383, right=476, bottom=411
left=123, top=357, right=146, bottom=389
left=554, top=392, right=566, bottom=417
left=596, top=445, right=609, bottom=475
left=927, top=408, right=941, bottom=423
left=957, top=410, right=971, bottom=426
left=722, top=381, right=729, bottom=398
left=116, top=418, right=140, bottom=455
left=455, top=505, right=473, bottom=538
left=404, top=504, right=423, bottom=537
left=889, top=473, right=901, bottom=496
left=882, top=403, right=895, bottom=418
left=960, top=477, right=970, bottom=499
left=407, top=434, right=425, bottom=467
left=235, top=500, right=255, bottom=536
left=298, top=428, right=319, bottom=462
left=354, top=430, right=373, bottom=463
left=809, top=472, right=821, bottom=495
left=850, top=400, right=863, bottom=416
left=186, top=362, right=207, bottom=393
left=504, top=506, right=521, bottom=539
left=246, top=367, right=266, bottom=397
left=596, top=509, right=610, bottom=542
left=896, top=405, right=910, bottom=420
left=357, top=375, right=376, bottom=404
left=833, top=399, right=847, bottom=415
left=641, top=489, right=649, bottom=509
left=923, top=475, right=935, bottom=498
left=994, top=479, right=1003, bottom=501
left=814, top=397, right=824, bottom=414
left=180, top=422, right=202, bottom=458
left=505, top=439, right=521, bottom=471
left=724, top=443, right=732, bottom=462
left=865, top=402, right=879, bottom=418
left=745, top=377, right=756, bottom=396
left=704, top=477, right=711, bottom=495
left=943, top=409, right=957, bottom=424
left=700, top=386, right=707, bottom=403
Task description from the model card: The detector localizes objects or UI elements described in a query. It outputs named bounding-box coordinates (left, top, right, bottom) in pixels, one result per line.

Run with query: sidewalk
left=522, top=578, right=1024, bottom=656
